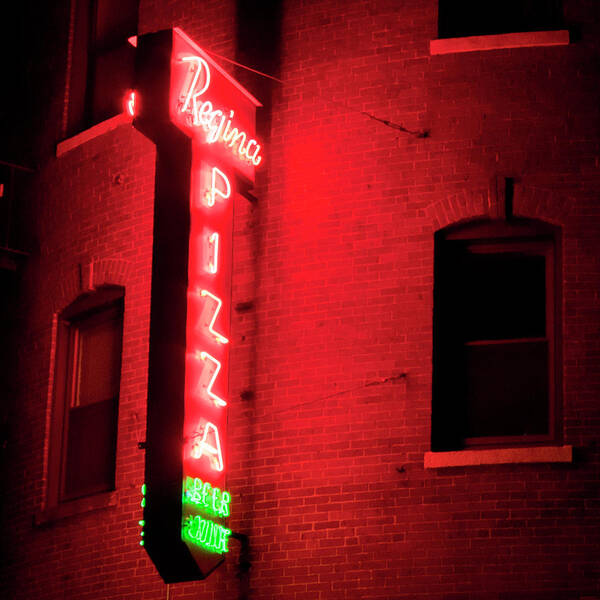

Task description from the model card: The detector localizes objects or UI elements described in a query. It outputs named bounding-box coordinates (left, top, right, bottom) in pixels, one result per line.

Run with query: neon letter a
left=191, top=422, right=224, bottom=471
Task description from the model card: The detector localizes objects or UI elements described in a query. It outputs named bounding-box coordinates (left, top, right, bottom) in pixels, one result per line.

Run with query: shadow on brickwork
left=232, top=2, right=283, bottom=599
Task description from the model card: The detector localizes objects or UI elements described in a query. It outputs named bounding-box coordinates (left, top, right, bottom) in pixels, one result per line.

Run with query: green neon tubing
left=183, top=515, right=231, bottom=554
left=183, top=476, right=231, bottom=518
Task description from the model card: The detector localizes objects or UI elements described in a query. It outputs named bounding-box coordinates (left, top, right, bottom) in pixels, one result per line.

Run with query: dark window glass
left=456, top=250, right=546, bottom=341
left=432, top=220, right=558, bottom=450
left=51, top=288, right=124, bottom=503
left=464, top=340, right=549, bottom=438
left=438, top=0, right=563, bottom=39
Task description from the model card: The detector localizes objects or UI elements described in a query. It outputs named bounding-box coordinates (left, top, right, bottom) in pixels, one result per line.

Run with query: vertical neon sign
left=182, top=158, right=234, bottom=555
left=133, top=28, right=261, bottom=582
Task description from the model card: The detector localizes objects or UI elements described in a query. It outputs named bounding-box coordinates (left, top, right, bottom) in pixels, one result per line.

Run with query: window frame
left=47, top=286, right=124, bottom=507
left=431, top=219, right=562, bottom=452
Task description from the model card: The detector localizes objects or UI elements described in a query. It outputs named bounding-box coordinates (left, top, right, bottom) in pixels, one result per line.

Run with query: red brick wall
left=1, top=0, right=599, bottom=599
left=1, top=121, right=157, bottom=598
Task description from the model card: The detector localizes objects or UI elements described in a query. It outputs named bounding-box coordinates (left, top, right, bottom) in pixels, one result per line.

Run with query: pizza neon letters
left=191, top=421, right=224, bottom=471
left=206, top=232, right=219, bottom=273
left=183, top=159, right=232, bottom=553
left=198, top=290, right=228, bottom=344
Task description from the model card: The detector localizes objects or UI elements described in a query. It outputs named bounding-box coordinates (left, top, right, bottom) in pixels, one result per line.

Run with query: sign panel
left=181, top=157, right=233, bottom=562
left=133, top=28, right=261, bottom=582
left=170, top=29, right=262, bottom=183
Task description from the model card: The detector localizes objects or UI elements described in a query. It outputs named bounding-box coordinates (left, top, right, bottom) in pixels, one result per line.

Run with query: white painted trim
left=424, top=445, right=573, bottom=468
left=430, top=30, right=570, bottom=56
left=56, top=112, right=133, bottom=157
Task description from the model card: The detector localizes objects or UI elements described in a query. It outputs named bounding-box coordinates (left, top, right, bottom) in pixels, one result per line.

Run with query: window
left=67, top=0, right=138, bottom=135
left=438, top=0, right=564, bottom=39
left=49, top=286, right=124, bottom=503
left=432, top=219, right=560, bottom=451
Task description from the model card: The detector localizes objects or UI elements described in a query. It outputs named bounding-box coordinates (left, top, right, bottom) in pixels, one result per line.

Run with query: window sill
left=424, top=445, right=572, bottom=469
left=35, top=490, right=117, bottom=526
left=430, top=30, right=570, bottom=56
left=56, top=112, right=133, bottom=157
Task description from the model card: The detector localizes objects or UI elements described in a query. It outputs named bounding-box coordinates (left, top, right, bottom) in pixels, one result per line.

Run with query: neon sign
left=134, top=27, right=261, bottom=582
left=177, top=57, right=262, bottom=166
left=199, top=290, right=229, bottom=344
left=183, top=477, right=231, bottom=517
left=183, top=516, right=231, bottom=554
left=190, top=420, right=224, bottom=469
left=126, top=91, right=136, bottom=117
left=169, top=29, right=262, bottom=183
left=139, top=484, right=146, bottom=546
left=182, top=157, right=232, bottom=557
